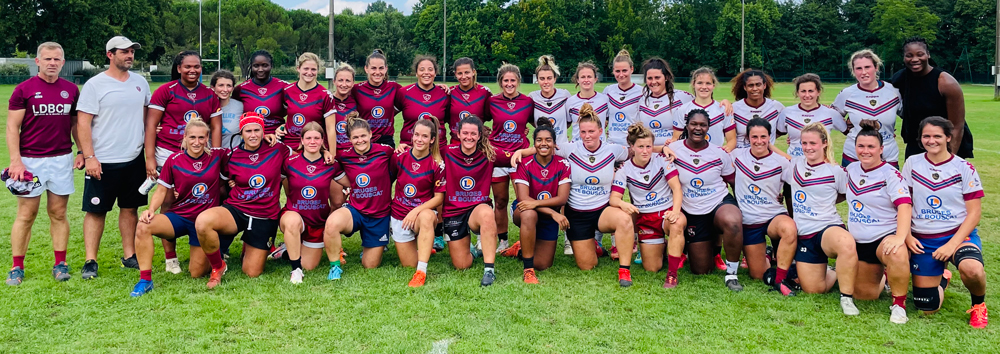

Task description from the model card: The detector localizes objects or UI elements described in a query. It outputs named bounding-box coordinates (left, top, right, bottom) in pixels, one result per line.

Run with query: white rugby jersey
left=776, top=104, right=848, bottom=158
left=566, top=92, right=610, bottom=142
left=529, top=89, right=572, bottom=144
left=832, top=82, right=902, bottom=162
left=901, top=153, right=984, bottom=237
left=732, top=148, right=791, bottom=225
left=668, top=140, right=735, bottom=215
left=603, top=83, right=644, bottom=145
left=612, top=157, right=679, bottom=213
left=638, top=92, right=684, bottom=146
left=783, top=158, right=847, bottom=237
left=845, top=162, right=912, bottom=242
left=556, top=140, right=629, bottom=211
left=732, top=98, right=783, bottom=149
left=672, top=100, right=735, bottom=147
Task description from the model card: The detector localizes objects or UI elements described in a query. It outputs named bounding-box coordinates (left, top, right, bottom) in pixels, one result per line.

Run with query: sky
left=271, top=0, right=421, bottom=15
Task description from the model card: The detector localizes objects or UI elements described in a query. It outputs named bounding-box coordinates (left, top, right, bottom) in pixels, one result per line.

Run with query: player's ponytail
left=497, top=62, right=521, bottom=84
left=457, top=115, right=496, bottom=162
left=626, top=121, right=653, bottom=146
left=181, top=118, right=212, bottom=154
left=533, top=116, right=557, bottom=142
left=345, top=111, right=370, bottom=137
left=171, top=50, right=201, bottom=82
left=535, top=55, right=560, bottom=78
left=612, top=48, right=633, bottom=68
left=414, top=115, right=443, bottom=162
left=366, top=49, right=387, bottom=67
left=801, top=122, right=836, bottom=164
left=577, top=103, right=603, bottom=130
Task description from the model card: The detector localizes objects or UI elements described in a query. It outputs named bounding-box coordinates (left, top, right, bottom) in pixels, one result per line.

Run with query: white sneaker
left=841, top=297, right=860, bottom=316
left=889, top=304, right=908, bottom=324
left=165, top=258, right=182, bottom=274
left=496, top=239, right=510, bottom=254
left=290, top=268, right=304, bottom=284
left=563, top=238, right=574, bottom=255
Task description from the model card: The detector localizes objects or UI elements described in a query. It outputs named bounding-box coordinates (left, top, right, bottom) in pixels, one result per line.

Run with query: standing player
left=489, top=63, right=535, bottom=254
left=195, top=112, right=292, bottom=288
left=5, top=42, right=79, bottom=285
left=393, top=118, right=446, bottom=287
left=903, top=117, right=988, bottom=328
left=396, top=55, right=449, bottom=145
left=237, top=50, right=289, bottom=136
left=354, top=49, right=403, bottom=147
left=845, top=127, right=913, bottom=324
left=776, top=74, right=848, bottom=158
left=604, top=49, right=644, bottom=146
left=671, top=67, right=736, bottom=152
left=211, top=70, right=245, bottom=149
left=637, top=57, right=689, bottom=150
left=529, top=55, right=571, bottom=145
left=732, top=119, right=798, bottom=295
left=130, top=119, right=224, bottom=296
left=279, top=123, right=343, bottom=283
left=324, top=63, right=357, bottom=221
left=566, top=62, right=609, bottom=143
left=278, top=52, right=336, bottom=151
left=730, top=69, right=783, bottom=149
left=323, top=113, right=396, bottom=277
left=833, top=49, right=902, bottom=167
left=668, top=109, right=744, bottom=291
left=447, top=58, right=491, bottom=145
left=611, top=123, right=686, bottom=287
left=784, top=123, right=859, bottom=315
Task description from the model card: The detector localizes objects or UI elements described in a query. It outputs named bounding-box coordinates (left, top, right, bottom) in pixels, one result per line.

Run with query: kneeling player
left=392, top=117, right=446, bottom=287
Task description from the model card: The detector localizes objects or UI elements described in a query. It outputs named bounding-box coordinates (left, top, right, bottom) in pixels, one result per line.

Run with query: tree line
left=0, top=0, right=994, bottom=82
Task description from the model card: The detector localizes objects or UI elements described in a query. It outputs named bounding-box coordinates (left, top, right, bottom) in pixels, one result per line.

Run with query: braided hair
left=171, top=51, right=201, bottom=82
left=245, top=50, right=273, bottom=80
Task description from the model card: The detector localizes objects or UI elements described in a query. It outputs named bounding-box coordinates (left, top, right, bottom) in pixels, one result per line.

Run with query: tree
left=870, top=0, right=939, bottom=63
left=712, top=0, right=782, bottom=76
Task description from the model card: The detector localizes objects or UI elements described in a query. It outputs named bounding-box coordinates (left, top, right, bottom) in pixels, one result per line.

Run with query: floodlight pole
left=329, top=0, right=335, bottom=66
left=443, top=0, right=447, bottom=84
left=994, top=0, right=999, bottom=99
left=740, top=0, right=745, bottom=72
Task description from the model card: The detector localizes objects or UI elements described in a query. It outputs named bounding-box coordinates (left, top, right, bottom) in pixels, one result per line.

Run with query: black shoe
left=725, top=276, right=743, bottom=292
left=82, top=260, right=99, bottom=279
left=480, top=270, right=496, bottom=287
left=121, top=255, right=139, bottom=269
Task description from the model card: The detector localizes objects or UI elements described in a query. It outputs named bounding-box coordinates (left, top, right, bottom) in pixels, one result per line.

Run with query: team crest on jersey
left=337, top=103, right=346, bottom=111
left=804, top=171, right=812, bottom=177
left=545, top=101, right=552, bottom=107
left=411, top=162, right=421, bottom=171
left=187, top=92, right=197, bottom=100
left=693, top=158, right=700, bottom=165
left=537, top=191, right=552, bottom=200
left=193, top=162, right=204, bottom=171
left=356, top=173, right=371, bottom=187
left=654, top=103, right=660, bottom=109
left=136, top=86, right=142, bottom=92
left=503, top=121, right=517, bottom=133
left=374, top=89, right=382, bottom=95
left=464, top=157, right=474, bottom=164
left=462, top=93, right=470, bottom=100
left=60, top=90, right=69, bottom=99
left=248, top=174, right=266, bottom=189
left=299, top=93, right=308, bottom=102
left=645, top=192, right=658, bottom=201
left=306, top=165, right=317, bottom=174
left=336, top=121, right=347, bottom=134
left=753, top=114, right=760, bottom=119
left=292, top=113, right=306, bottom=126
left=649, top=120, right=662, bottom=129
left=183, top=110, right=199, bottom=122
left=690, top=178, right=704, bottom=189
left=859, top=179, right=865, bottom=186
left=615, top=112, right=626, bottom=122
left=589, top=156, right=596, bottom=163
left=249, top=153, right=259, bottom=163
left=851, top=200, right=864, bottom=212
left=620, top=95, right=626, bottom=101
left=932, top=173, right=939, bottom=180
left=372, top=106, right=385, bottom=118
left=358, top=155, right=367, bottom=162
left=506, top=102, right=515, bottom=110
left=254, top=106, right=270, bottom=117
left=540, top=169, right=549, bottom=178
left=794, top=191, right=807, bottom=203
left=258, top=88, right=267, bottom=96
left=643, top=174, right=650, bottom=181
left=423, top=94, right=432, bottom=101
left=403, top=184, right=417, bottom=197
left=748, top=184, right=761, bottom=195
left=926, top=195, right=942, bottom=209
left=754, top=164, right=760, bottom=172
left=190, top=183, right=208, bottom=198
left=301, top=186, right=318, bottom=199
left=585, top=176, right=600, bottom=185
left=869, top=99, right=877, bottom=107
left=804, top=118, right=811, bottom=123
left=460, top=176, right=476, bottom=191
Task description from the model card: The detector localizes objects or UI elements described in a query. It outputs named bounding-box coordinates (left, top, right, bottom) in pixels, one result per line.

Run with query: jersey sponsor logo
left=794, top=190, right=807, bottom=203
left=31, top=103, right=73, bottom=116
left=926, top=195, right=943, bottom=209
left=851, top=200, right=864, bottom=212
left=60, top=90, right=69, bottom=99
left=460, top=111, right=471, bottom=119
left=356, top=173, right=372, bottom=187
left=301, top=186, right=318, bottom=199
left=292, top=113, right=306, bottom=126
left=747, top=184, right=762, bottom=195
left=503, top=121, right=517, bottom=133
left=615, top=112, right=626, bottom=122
left=585, top=176, right=600, bottom=185
left=248, top=174, right=266, bottom=189
left=336, top=121, right=347, bottom=134
left=418, top=112, right=432, bottom=120
left=191, top=183, right=208, bottom=197
left=183, top=110, right=199, bottom=122
left=706, top=133, right=713, bottom=142
left=403, top=184, right=417, bottom=197
left=690, top=178, right=705, bottom=189
left=460, top=176, right=476, bottom=191
left=371, top=106, right=385, bottom=118
left=254, top=106, right=271, bottom=117
left=645, top=192, right=658, bottom=201
left=537, top=191, right=552, bottom=200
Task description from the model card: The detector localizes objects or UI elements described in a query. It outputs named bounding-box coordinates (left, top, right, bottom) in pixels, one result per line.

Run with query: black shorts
left=856, top=236, right=888, bottom=264
left=82, top=154, right=148, bottom=213
left=795, top=224, right=845, bottom=264
left=221, top=203, right=279, bottom=251
left=443, top=204, right=490, bottom=241
left=565, top=206, right=606, bottom=242
left=683, top=194, right=738, bottom=244
left=375, top=135, right=395, bottom=148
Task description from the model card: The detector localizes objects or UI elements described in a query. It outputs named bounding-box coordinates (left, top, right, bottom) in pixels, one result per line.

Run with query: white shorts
left=298, top=220, right=325, bottom=249
left=390, top=211, right=438, bottom=243
left=19, top=153, right=75, bottom=197
left=155, top=146, right=176, bottom=168
left=492, top=166, right=515, bottom=179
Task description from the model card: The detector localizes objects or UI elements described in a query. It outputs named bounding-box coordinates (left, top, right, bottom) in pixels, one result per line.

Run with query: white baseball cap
left=105, top=36, right=141, bottom=52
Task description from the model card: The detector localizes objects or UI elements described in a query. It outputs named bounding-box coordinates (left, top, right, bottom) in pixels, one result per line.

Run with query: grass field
left=1, top=80, right=998, bottom=353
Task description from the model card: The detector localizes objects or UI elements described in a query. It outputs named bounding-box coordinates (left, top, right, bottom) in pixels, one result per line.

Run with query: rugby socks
left=290, top=258, right=302, bottom=271
left=498, top=232, right=508, bottom=242
left=417, top=261, right=428, bottom=273
left=330, top=260, right=341, bottom=269
left=140, top=270, right=152, bottom=281
left=726, top=261, right=739, bottom=276
left=667, top=255, right=682, bottom=278
left=522, top=257, right=534, bottom=270
left=972, top=294, right=985, bottom=306
left=775, top=267, right=789, bottom=285
left=484, top=262, right=495, bottom=274
left=892, top=295, right=906, bottom=309
left=841, top=293, right=853, bottom=299
left=54, top=251, right=66, bottom=265
left=206, top=250, right=224, bottom=269
left=165, top=251, right=177, bottom=260
left=12, top=256, right=24, bottom=269
left=619, top=265, right=630, bottom=271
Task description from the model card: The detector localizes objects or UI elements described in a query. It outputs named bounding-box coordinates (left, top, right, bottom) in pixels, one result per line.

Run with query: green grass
left=1, top=81, right=998, bottom=352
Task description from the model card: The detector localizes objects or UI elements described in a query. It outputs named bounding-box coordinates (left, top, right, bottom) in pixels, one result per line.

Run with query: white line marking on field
left=428, top=338, right=455, bottom=354
left=974, top=147, right=1000, bottom=154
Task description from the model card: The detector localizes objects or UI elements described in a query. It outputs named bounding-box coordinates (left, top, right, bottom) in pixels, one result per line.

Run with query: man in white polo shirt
left=76, top=36, right=151, bottom=279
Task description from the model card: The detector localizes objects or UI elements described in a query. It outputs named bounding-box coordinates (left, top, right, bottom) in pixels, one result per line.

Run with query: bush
left=270, top=66, right=298, bottom=76
left=0, top=63, right=30, bottom=75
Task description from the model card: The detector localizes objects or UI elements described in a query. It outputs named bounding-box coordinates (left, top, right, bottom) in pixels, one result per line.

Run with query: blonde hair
left=612, top=48, right=633, bottom=68
left=296, top=52, right=323, bottom=69
left=848, top=49, right=883, bottom=76
left=535, top=55, right=560, bottom=77
left=626, top=122, right=653, bottom=146
left=298, top=121, right=326, bottom=151
left=335, top=62, right=355, bottom=77
left=413, top=115, right=443, bottom=163
left=577, top=103, right=603, bottom=130
left=572, top=61, right=599, bottom=88
left=345, top=111, right=370, bottom=136
left=801, top=122, right=835, bottom=164
left=497, top=62, right=521, bottom=83
left=690, top=67, right=719, bottom=92
left=181, top=118, right=211, bottom=154
left=36, top=42, right=64, bottom=58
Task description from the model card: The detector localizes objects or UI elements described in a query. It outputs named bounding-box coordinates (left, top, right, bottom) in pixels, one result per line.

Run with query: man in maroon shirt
left=5, top=42, right=80, bottom=286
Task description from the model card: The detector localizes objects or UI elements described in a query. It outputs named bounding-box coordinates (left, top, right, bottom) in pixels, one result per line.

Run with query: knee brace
left=912, top=286, right=942, bottom=311
left=952, top=245, right=984, bottom=268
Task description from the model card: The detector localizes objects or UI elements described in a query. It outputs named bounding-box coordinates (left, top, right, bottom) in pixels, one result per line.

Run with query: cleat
left=340, top=250, right=347, bottom=265
left=408, top=270, right=427, bottom=287
left=595, top=239, right=606, bottom=257
left=563, top=239, right=574, bottom=255
left=289, top=268, right=304, bottom=284
left=6, top=267, right=24, bottom=286
left=725, top=275, right=743, bottom=292
left=207, top=262, right=227, bottom=289
left=52, top=262, right=71, bottom=281
left=328, top=264, right=343, bottom=280
left=470, top=240, right=483, bottom=259
left=496, top=239, right=511, bottom=255
left=714, top=254, right=726, bottom=271
left=967, top=303, right=988, bottom=329
left=268, top=242, right=287, bottom=260
left=523, top=269, right=539, bottom=284
left=618, top=268, right=633, bottom=287
left=500, top=241, right=522, bottom=258
left=663, top=275, right=678, bottom=289
left=841, top=297, right=860, bottom=316
left=81, top=260, right=99, bottom=279
left=610, top=246, right=619, bottom=260
left=121, top=255, right=139, bottom=269
left=889, top=304, right=908, bottom=324
left=771, top=278, right=797, bottom=297
left=433, top=236, right=445, bottom=252
left=164, top=258, right=182, bottom=274
left=130, top=279, right=154, bottom=297
left=942, top=268, right=952, bottom=288
left=634, top=251, right=643, bottom=264
left=740, top=257, right=748, bottom=269
left=480, top=269, right=496, bottom=287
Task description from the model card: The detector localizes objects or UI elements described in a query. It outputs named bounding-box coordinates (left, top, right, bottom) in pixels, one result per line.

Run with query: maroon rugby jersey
left=8, top=76, right=79, bottom=157
left=222, top=142, right=292, bottom=219
left=447, top=84, right=491, bottom=143
left=282, top=153, right=344, bottom=226
left=443, top=144, right=517, bottom=217
left=337, top=144, right=395, bottom=218
left=390, top=150, right=446, bottom=220
left=353, top=81, right=402, bottom=141
left=333, top=95, right=356, bottom=150
left=149, top=80, right=221, bottom=151
left=512, top=155, right=572, bottom=202
left=395, top=83, right=449, bottom=144
left=283, top=83, right=336, bottom=150
left=487, top=93, right=534, bottom=153
left=157, top=149, right=225, bottom=220
left=238, top=77, right=289, bottom=134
